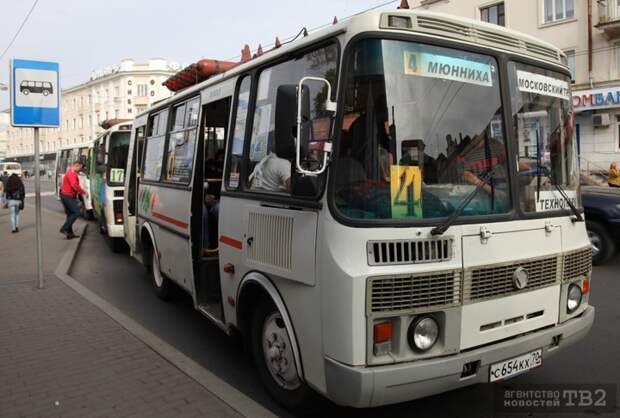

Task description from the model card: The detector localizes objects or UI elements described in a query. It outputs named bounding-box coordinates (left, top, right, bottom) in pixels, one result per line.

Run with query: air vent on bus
left=562, top=246, right=592, bottom=281
left=475, top=28, right=524, bottom=50
left=415, top=15, right=471, bottom=38
left=368, top=270, right=462, bottom=315
left=524, top=41, right=561, bottom=61
left=367, top=237, right=453, bottom=266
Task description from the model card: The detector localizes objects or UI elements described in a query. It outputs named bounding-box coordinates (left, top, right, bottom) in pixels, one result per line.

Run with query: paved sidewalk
left=0, top=206, right=241, bottom=418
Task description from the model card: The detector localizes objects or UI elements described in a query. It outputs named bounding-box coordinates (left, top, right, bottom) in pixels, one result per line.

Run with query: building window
left=544, top=0, right=574, bottom=23
left=115, top=109, right=120, bottom=118
left=128, top=99, right=132, bottom=105
left=127, top=89, right=132, bottom=96
left=137, top=84, right=148, bottom=96
left=564, top=49, right=576, bottom=82
left=480, top=2, right=505, bottom=26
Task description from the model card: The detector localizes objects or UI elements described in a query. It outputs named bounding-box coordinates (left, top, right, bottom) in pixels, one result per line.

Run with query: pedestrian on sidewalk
left=609, top=162, right=620, bottom=188
left=6, top=173, right=25, bottom=233
left=59, top=161, right=86, bottom=239
left=1, top=171, right=8, bottom=208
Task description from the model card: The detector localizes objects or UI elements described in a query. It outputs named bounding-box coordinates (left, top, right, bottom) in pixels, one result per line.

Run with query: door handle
left=246, top=236, right=254, bottom=246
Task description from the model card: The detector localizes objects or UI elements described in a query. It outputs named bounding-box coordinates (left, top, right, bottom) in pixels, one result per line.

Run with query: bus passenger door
left=124, top=124, right=145, bottom=256
left=194, top=97, right=230, bottom=320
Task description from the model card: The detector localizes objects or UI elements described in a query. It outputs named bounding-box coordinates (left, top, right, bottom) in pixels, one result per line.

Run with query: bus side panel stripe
left=151, top=211, right=189, bottom=229
left=220, top=235, right=243, bottom=250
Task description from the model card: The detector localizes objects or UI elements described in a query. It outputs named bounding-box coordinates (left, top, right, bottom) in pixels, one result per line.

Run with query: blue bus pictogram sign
left=10, top=59, right=60, bottom=127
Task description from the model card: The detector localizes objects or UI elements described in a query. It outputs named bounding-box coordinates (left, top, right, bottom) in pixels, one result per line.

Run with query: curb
left=54, top=225, right=277, bottom=418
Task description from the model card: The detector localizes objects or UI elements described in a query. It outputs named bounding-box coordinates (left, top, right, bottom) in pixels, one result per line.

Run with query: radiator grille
left=247, top=212, right=294, bottom=271
left=563, top=247, right=592, bottom=281
left=367, top=238, right=453, bottom=266
left=368, top=270, right=461, bottom=315
left=465, top=256, right=560, bottom=302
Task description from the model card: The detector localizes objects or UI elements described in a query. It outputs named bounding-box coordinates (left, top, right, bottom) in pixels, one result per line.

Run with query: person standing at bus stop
left=6, top=173, right=25, bottom=233
left=59, top=161, right=86, bottom=239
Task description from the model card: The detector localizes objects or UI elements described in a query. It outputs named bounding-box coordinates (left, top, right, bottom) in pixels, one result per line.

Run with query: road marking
left=54, top=225, right=276, bottom=418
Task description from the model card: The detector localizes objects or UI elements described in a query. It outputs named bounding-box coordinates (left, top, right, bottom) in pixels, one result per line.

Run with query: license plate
left=489, top=349, right=542, bottom=382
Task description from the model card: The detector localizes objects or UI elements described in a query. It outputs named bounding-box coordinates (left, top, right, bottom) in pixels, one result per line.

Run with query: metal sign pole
left=34, top=127, right=44, bottom=289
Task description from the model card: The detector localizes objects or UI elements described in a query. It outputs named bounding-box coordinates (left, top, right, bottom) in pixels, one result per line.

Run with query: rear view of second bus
left=90, top=120, right=132, bottom=252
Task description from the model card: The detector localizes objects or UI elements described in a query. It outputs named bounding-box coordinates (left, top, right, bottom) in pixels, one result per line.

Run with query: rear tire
left=250, top=298, right=318, bottom=413
left=147, top=243, right=172, bottom=301
left=587, top=220, right=615, bottom=265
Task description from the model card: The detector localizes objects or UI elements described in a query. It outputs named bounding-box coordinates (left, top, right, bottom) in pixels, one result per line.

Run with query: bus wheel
left=149, top=246, right=171, bottom=300
left=42, top=90, right=50, bottom=96
left=251, top=299, right=316, bottom=412
left=22, top=89, right=29, bottom=95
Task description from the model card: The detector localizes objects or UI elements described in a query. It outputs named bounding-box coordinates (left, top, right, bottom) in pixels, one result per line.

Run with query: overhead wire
left=0, top=0, right=41, bottom=61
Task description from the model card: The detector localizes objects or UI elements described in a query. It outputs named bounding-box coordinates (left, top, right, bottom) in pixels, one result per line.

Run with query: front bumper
left=324, top=306, right=594, bottom=408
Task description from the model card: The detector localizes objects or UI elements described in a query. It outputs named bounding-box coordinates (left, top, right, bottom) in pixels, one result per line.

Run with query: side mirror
left=296, top=76, right=337, bottom=176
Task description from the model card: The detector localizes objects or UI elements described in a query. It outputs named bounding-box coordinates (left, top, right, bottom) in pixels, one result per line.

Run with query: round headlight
left=567, top=283, right=582, bottom=313
left=408, top=316, right=439, bottom=352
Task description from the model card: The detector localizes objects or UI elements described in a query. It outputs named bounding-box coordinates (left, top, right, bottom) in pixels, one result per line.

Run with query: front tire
left=148, top=244, right=172, bottom=300
left=251, top=299, right=317, bottom=413
left=587, top=220, right=615, bottom=265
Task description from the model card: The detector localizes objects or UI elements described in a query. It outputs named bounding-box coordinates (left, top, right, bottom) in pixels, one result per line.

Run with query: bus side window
left=142, top=110, right=168, bottom=182
left=226, top=76, right=251, bottom=190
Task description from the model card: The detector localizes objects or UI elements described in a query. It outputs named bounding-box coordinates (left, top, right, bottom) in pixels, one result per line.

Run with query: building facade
left=4, top=58, right=178, bottom=169
left=412, top=0, right=620, bottom=170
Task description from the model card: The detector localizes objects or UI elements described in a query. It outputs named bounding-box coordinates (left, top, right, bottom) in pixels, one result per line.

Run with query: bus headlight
left=567, top=283, right=582, bottom=314
left=408, top=316, right=439, bottom=352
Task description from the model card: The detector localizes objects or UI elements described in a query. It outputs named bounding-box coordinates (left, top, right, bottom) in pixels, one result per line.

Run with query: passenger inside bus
left=249, top=130, right=293, bottom=193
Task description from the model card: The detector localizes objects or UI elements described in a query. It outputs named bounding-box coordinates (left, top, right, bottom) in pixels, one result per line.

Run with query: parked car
left=582, top=186, right=620, bottom=264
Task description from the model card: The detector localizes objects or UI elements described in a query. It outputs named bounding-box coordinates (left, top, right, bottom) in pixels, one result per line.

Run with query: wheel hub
left=262, top=312, right=300, bottom=390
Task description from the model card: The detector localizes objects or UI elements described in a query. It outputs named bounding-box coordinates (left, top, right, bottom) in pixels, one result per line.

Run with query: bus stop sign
left=10, top=59, right=60, bottom=127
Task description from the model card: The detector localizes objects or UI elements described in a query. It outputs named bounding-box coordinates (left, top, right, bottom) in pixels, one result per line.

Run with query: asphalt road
left=64, top=214, right=620, bottom=418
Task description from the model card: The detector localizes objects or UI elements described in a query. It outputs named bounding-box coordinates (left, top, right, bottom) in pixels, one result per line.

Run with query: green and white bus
left=91, top=120, right=132, bottom=251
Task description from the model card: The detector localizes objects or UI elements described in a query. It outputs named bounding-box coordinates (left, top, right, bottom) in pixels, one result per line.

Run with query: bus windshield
left=108, top=131, right=130, bottom=184
left=334, top=39, right=510, bottom=221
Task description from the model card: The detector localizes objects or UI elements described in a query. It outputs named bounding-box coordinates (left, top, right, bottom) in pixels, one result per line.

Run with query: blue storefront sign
left=573, top=86, right=620, bottom=112
left=10, top=59, right=60, bottom=127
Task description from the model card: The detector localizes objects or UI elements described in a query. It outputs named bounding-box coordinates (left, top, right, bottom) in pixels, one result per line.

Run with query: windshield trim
left=327, top=32, right=578, bottom=228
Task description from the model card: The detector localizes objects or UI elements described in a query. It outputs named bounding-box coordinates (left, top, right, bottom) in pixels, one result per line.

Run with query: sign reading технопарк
left=10, top=59, right=60, bottom=128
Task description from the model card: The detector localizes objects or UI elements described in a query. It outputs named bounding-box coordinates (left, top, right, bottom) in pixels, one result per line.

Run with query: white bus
left=55, top=142, right=94, bottom=218
left=0, top=162, right=23, bottom=177
left=123, top=9, right=594, bottom=410
left=90, top=120, right=133, bottom=251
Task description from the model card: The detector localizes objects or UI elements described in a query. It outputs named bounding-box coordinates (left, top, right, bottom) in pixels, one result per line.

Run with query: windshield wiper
left=431, top=170, right=494, bottom=236
left=539, top=167, right=583, bottom=222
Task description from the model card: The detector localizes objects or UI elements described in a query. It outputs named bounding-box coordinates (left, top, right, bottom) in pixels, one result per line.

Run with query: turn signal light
left=374, top=322, right=392, bottom=343
left=581, top=278, right=590, bottom=294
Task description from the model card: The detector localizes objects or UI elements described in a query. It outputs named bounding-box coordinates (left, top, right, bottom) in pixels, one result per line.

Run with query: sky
left=0, top=0, right=401, bottom=116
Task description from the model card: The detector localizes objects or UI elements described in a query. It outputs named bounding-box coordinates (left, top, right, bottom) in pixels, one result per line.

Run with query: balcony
left=596, top=4, right=620, bottom=38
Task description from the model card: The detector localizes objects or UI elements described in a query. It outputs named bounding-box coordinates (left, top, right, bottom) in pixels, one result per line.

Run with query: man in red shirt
left=59, top=161, right=86, bottom=239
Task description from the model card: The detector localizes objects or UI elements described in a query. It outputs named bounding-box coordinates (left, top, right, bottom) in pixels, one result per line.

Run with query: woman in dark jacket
left=6, top=174, right=25, bottom=233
